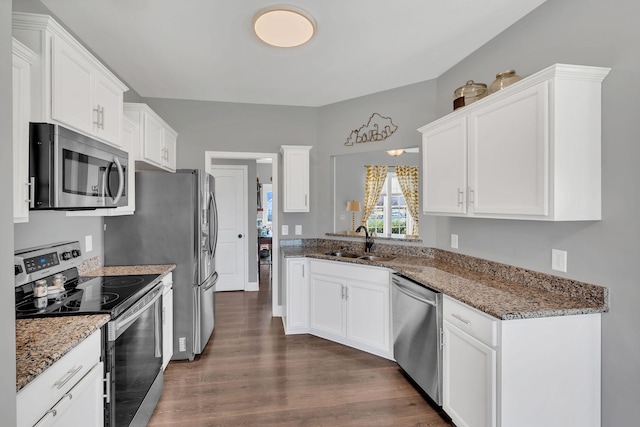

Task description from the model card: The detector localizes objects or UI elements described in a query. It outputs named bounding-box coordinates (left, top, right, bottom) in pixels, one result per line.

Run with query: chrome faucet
left=355, top=225, right=374, bottom=253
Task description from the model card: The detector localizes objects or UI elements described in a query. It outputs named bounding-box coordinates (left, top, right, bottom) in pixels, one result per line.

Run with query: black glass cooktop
left=15, top=273, right=160, bottom=319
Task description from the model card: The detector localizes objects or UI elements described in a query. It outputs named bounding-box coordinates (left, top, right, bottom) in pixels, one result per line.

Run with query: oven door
left=105, top=285, right=163, bottom=427
left=30, top=123, right=128, bottom=209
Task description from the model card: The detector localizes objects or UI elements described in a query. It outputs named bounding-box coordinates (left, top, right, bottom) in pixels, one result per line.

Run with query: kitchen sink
left=324, top=251, right=359, bottom=258
left=358, top=255, right=395, bottom=262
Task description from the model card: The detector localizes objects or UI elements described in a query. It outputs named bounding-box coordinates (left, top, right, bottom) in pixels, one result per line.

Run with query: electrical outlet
left=282, top=225, right=289, bottom=235
left=85, top=235, right=93, bottom=252
left=295, top=225, right=302, bottom=235
left=552, top=249, right=568, bottom=273
left=451, top=234, right=459, bottom=249
left=179, top=337, right=186, bottom=352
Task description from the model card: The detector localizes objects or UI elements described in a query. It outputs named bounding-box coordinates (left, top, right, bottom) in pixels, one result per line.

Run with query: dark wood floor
left=148, top=265, right=452, bottom=427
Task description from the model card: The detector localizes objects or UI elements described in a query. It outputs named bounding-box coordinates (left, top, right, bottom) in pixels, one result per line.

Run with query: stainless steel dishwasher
left=392, top=273, right=443, bottom=405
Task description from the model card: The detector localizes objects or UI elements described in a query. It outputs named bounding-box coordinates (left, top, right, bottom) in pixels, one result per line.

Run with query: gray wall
left=210, top=159, right=259, bottom=284
left=317, top=79, right=439, bottom=247
left=2, top=1, right=16, bottom=424
left=142, top=98, right=318, bottom=240
left=432, top=0, right=639, bottom=424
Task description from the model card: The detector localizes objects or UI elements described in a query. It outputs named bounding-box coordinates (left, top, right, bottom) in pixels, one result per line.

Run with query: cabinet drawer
left=310, top=259, right=390, bottom=285
left=17, top=330, right=101, bottom=427
left=444, top=296, right=498, bottom=347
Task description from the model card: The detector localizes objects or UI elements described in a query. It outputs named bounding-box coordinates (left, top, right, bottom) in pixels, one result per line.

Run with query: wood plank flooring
left=148, top=265, right=453, bottom=427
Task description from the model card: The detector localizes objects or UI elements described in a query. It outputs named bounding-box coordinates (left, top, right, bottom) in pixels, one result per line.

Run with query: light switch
left=85, top=235, right=93, bottom=252
left=282, top=225, right=289, bottom=235
left=295, top=225, right=302, bottom=235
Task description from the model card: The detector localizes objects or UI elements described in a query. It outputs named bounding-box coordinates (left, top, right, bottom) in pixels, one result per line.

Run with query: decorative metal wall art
left=345, top=113, right=398, bottom=146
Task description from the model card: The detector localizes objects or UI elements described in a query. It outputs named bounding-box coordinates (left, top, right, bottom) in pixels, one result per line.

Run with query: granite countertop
left=281, top=245, right=607, bottom=320
left=15, top=314, right=109, bottom=392
left=83, top=264, right=176, bottom=277
left=16, top=264, right=175, bottom=392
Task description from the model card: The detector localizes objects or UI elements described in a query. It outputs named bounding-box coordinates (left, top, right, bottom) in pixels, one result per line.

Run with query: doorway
left=205, top=151, right=280, bottom=317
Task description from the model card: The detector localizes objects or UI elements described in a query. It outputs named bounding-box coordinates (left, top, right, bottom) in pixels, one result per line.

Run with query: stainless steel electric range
left=14, top=241, right=165, bottom=427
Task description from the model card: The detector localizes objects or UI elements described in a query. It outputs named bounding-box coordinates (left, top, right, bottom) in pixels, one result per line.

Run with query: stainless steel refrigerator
left=104, top=169, right=218, bottom=361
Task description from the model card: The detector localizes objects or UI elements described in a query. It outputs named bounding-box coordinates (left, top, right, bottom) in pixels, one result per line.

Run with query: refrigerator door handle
left=209, top=191, right=218, bottom=259
left=203, top=272, right=218, bottom=291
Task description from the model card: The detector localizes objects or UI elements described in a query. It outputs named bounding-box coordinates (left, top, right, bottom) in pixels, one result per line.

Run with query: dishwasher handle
left=393, top=280, right=437, bottom=307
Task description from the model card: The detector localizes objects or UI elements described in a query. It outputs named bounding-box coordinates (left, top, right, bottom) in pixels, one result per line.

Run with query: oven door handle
left=111, top=286, right=162, bottom=340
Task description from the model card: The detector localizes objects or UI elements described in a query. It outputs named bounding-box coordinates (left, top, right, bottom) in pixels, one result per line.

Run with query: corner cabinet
left=308, top=259, right=392, bottom=359
left=280, top=145, right=311, bottom=212
left=13, top=38, right=37, bottom=223
left=443, top=296, right=601, bottom=427
left=12, top=12, right=128, bottom=149
left=420, top=64, right=610, bottom=221
left=124, top=103, right=178, bottom=172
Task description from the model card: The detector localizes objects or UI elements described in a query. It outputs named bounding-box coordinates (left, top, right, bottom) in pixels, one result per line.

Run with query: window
left=366, top=172, right=412, bottom=237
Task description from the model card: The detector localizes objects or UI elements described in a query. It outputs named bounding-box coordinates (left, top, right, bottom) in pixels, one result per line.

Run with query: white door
left=346, top=280, right=390, bottom=353
left=211, top=166, right=247, bottom=291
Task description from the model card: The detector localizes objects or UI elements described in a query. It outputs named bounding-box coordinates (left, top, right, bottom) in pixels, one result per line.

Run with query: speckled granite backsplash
left=281, top=238, right=608, bottom=310
left=77, top=255, right=101, bottom=275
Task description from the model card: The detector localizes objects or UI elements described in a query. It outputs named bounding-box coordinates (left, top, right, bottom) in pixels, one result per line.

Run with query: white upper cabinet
left=124, top=102, right=178, bottom=172
left=281, top=145, right=312, bottom=212
left=13, top=38, right=37, bottom=224
left=12, top=13, right=128, bottom=149
left=419, top=64, right=610, bottom=221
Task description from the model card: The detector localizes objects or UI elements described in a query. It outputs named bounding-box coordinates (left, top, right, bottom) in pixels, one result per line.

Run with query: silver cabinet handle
left=468, top=188, right=475, bottom=205
left=345, top=286, right=349, bottom=300
left=457, top=188, right=464, bottom=206
left=27, top=177, right=35, bottom=208
left=305, top=194, right=308, bottom=207
left=54, top=365, right=83, bottom=389
left=93, top=105, right=101, bottom=127
left=451, top=313, right=471, bottom=325
left=100, top=106, right=105, bottom=129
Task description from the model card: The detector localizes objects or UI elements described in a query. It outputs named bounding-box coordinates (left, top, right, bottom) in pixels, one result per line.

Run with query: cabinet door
left=162, top=288, right=174, bottom=370
left=51, top=38, right=94, bottom=135
left=163, top=129, right=177, bottom=171
left=443, top=322, right=497, bottom=427
left=143, top=112, right=165, bottom=166
left=13, top=51, right=31, bottom=223
left=33, top=362, right=104, bottom=427
left=286, top=258, right=309, bottom=332
left=282, top=146, right=310, bottom=212
left=94, top=72, right=124, bottom=146
left=468, top=83, right=549, bottom=216
left=346, top=280, right=390, bottom=353
left=309, top=274, right=346, bottom=338
left=422, top=118, right=467, bottom=214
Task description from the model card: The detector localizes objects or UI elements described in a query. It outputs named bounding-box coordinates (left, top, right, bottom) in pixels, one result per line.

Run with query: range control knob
left=14, top=265, right=23, bottom=276
left=61, top=251, right=72, bottom=261
left=71, top=249, right=81, bottom=258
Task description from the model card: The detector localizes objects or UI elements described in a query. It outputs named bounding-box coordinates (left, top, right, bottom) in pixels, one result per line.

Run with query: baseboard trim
left=273, top=305, right=283, bottom=317
left=246, top=281, right=259, bottom=292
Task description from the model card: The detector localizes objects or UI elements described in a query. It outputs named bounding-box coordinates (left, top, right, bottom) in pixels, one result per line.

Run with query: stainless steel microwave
left=29, top=123, right=128, bottom=210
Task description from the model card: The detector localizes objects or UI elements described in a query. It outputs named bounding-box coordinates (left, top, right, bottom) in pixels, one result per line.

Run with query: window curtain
left=395, top=165, right=419, bottom=235
left=362, top=165, right=388, bottom=227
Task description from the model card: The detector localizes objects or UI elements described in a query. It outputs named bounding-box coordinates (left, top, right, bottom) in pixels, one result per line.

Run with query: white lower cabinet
left=283, top=258, right=309, bottom=334
left=443, top=295, right=601, bottom=427
left=162, top=272, right=174, bottom=370
left=308, top=259, right=392, bottom=359
left=17, top=329, right=103, bottom=427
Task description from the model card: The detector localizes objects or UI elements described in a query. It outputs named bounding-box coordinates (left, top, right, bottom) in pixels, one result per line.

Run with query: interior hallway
left=148, top=263, right=452, bottom=426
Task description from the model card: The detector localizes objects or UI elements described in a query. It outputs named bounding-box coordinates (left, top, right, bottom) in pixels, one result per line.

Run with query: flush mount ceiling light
left=253, top=6, right=316, bottom=47
left=387, top=149, right=405, bottom=157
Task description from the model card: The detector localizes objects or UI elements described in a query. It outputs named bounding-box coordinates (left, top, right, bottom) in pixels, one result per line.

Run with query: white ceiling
left=40, top=0, right=547, bottom=107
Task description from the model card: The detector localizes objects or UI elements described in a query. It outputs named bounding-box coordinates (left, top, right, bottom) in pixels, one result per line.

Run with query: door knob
left=238, top=234, right=243, bottom=238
